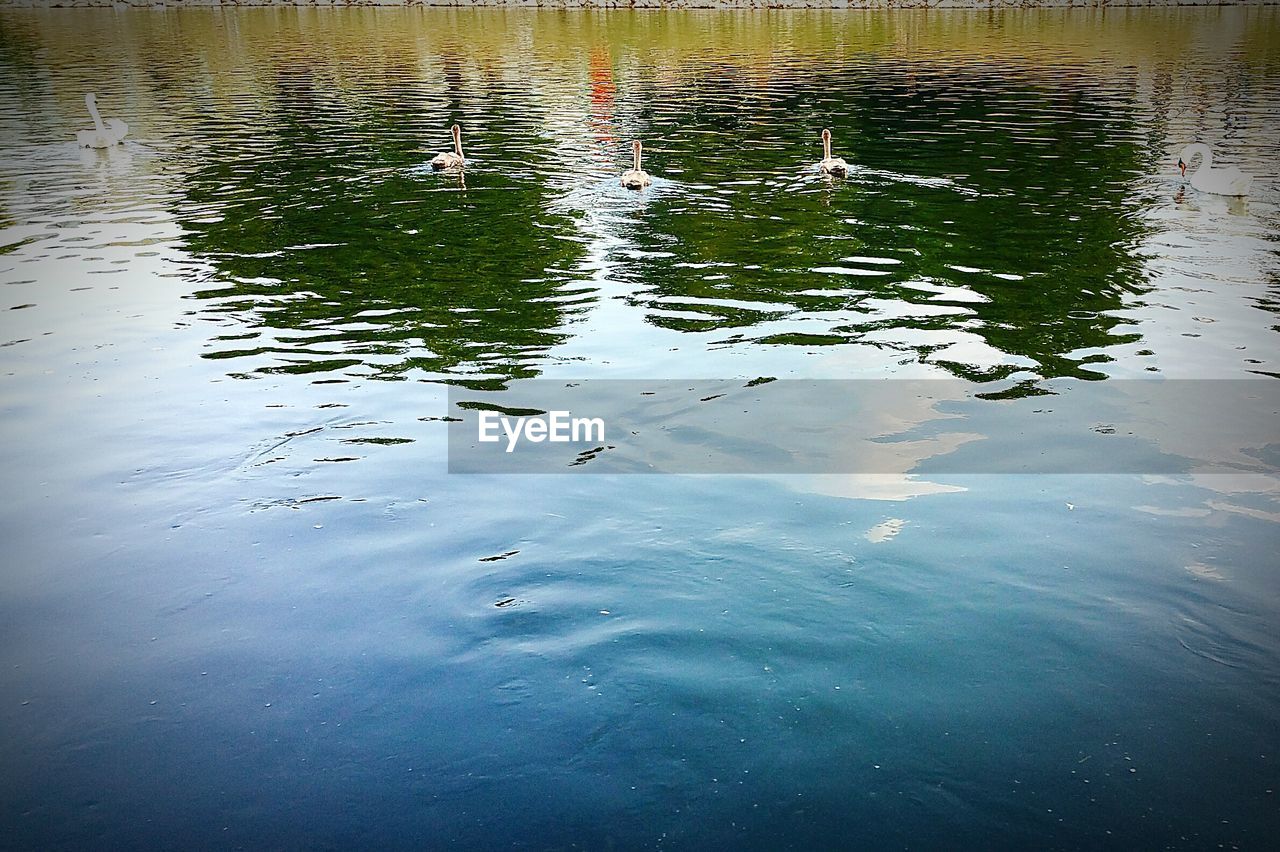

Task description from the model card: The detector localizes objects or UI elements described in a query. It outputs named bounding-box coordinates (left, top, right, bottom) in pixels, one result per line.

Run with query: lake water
left=1, top=7, right=1278, bottom=848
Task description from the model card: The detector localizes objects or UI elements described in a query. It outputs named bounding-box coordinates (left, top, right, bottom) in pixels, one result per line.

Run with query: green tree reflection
left=177, top=69, right=589, bottom=389
left=615, top=63, right=1152, bottom=381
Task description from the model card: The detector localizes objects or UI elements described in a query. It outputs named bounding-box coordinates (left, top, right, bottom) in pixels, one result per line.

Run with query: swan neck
left=1184, top=143, right=1213, bottom=173
left=823, top=135, right=831, bottom=160
left=633, top=142, right=642, bottom=172
left=453, top=128, right=463, bottom=158
left=86, top=94, right=106, bottom=134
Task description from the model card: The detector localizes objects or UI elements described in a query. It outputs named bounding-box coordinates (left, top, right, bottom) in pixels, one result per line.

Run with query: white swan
left=1178, top=143, right=1252, bottom=197
left=818, top=128, right=848, bottom=176
left=431, top=124, right=464, bottom=171
left=621, top=140, right=651, bottom=190
left=77, top=93, right=127, bottom=148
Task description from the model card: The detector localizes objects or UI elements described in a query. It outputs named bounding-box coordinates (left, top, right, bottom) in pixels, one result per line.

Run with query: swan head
left=632, top=140, right=642, bottom=158
left=451, top=123, right=461, bottom=139
left=1177, top=142, right=1211, bottom=176
left=821, top=128, right=831, bottom=144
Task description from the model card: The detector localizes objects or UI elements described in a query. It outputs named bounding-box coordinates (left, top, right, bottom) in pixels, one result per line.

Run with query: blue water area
left=1, top=7, right=1279, bottom=849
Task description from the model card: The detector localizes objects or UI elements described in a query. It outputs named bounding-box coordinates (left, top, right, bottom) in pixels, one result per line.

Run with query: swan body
left=1178, top=143, right=1252, bottom=197
left=431, top=124, right=464, bottom=170
left=621, top=140, right=651, bottom=190
left=77, top=93, right=127, bottom=148
left=818, top=128, right=848, bottom=176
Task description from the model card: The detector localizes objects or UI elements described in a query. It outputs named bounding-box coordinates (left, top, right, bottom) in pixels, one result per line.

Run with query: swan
left=818, top=128, right=848, bottom=176
left=76, top=93, right=127, bottom=148
left=431, top=124, right=464, bottom=171
left=621, top=140, right=651, bottom=190
left=1178, top=143, right=1252, bottom=197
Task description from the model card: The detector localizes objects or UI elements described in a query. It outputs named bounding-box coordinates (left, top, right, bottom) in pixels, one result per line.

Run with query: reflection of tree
left=615, top=66, right=1152, bottom=381
left=0, top=16, right=37, bottom=80
left=175, top=69, right=587, bottom=389
left=148, top=14, right=1221, bottom=387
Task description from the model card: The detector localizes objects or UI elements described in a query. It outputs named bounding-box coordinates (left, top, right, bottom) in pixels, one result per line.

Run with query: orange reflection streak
left=588, top=46, right=616, bottom=147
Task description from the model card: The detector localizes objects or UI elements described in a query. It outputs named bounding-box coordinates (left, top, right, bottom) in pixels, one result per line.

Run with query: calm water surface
left=1, top=7, right=1278, bottom=849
